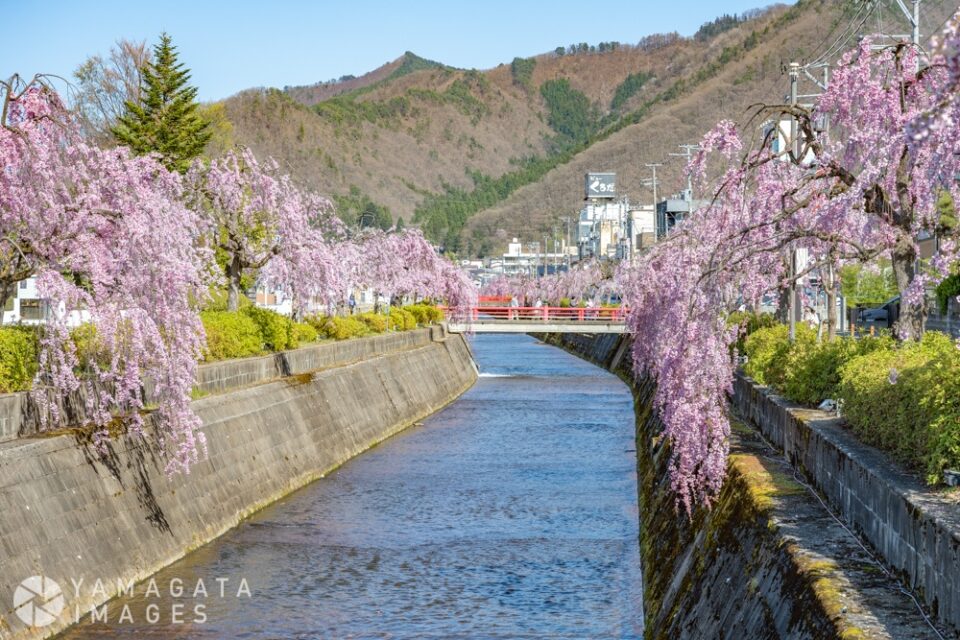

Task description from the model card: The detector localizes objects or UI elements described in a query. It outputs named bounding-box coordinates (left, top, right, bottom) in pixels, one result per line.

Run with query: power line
left=807, top=2, right=870, bottom=66
left=809, top=2, right=875, bottom=66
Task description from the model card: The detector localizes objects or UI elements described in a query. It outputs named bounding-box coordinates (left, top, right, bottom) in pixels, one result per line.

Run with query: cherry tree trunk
left=891, top=241, right=926, bottom=340
left=826, top=287, right=837, bottom=339
left=825, top=263, right=837, bottom=339
left=0, top=281, right=13, bottom=326
left=227, top=255, right=243, bottom=312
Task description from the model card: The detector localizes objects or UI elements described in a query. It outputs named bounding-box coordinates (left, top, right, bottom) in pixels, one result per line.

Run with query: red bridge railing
left=450, top=306, right=627, bottom=323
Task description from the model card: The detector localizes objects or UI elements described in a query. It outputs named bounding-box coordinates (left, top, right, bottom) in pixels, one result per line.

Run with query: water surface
left=61, top=333, right=642, bottom=638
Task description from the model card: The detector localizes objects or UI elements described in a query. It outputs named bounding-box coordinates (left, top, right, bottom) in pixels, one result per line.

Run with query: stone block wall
left=544, top=331, right=953, bottom=639
left=0, top=326, right=449, bottom=443
left=0, top=330, right=476, bottom=640
left=733, top=374, right=960, bottom=634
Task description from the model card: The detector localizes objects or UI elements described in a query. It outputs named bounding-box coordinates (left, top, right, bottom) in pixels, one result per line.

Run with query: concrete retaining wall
left=544, top=332, right=952, bottom=639
left=0, top=329, right=476, bottom=639
left=733, top=374, right=960, bottom=633
left=0, top=326, right=450, bottom=443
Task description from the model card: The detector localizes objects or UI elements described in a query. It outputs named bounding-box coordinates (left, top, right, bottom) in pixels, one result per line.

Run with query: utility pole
left=668, top=144, right=701, bottom=200
left=644, top=163, right=662, bottom=207
left=552, top=225, right=558, bottom=273
left=912, top=0, right=921, bottom=57
left=543, top=234, right=549, bottom=276
left=788, top=61, right=799, bottom=342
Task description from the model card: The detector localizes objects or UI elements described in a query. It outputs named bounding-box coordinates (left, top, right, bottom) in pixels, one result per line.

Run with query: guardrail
left=456, top=306, right=627, bottom=322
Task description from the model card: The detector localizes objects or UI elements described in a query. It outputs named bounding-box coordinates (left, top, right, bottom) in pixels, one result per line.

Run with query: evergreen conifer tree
left=113, top=33, right=211, bottom=172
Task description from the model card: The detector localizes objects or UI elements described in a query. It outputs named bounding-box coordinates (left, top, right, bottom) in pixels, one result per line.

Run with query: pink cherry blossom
left=1, top=76, right=210, bottom=474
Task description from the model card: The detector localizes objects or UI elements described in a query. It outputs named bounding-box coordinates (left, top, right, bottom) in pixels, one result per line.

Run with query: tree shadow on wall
left=74, top=421, right=172, bottom=535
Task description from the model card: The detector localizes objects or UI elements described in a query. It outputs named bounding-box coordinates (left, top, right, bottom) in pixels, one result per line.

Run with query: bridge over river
left=60, top=334, right=643, bottom=638
left=447, top=305, right=628, bottom=333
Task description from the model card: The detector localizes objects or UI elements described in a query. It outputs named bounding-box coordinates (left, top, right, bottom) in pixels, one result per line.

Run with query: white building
left=2, top=278, right=89, bottom=327
left=501, top=238, right=566, bottom=276
left=630, top=205, right=656, bottom=252
left=577, top=199, right=632, bottom=260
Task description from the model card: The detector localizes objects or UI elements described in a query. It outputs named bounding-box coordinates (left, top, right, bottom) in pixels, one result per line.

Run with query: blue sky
left=1, top=1, right=790, bottom=101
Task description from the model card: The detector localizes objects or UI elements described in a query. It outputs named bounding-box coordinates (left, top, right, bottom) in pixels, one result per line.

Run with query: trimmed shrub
left=781, top=334, right=893, bottom=405
left=292, top=322, right=319, bottom=344
left=838, top=331, right=960, bottom=482
left=200, top=311, right=263, bottom=361
left=741, top=320, right=960, bottom=484
left=403, top=304, right=429, bottom=325
left=0, top=326, right=38, bottom=393
left=242, top=306, right=295, bottom=351
left=402, top=304, right=444, bottom=325
left=357, top=312, right=389, bottom=333
left=727, top=310, right=777, bottom=354
left=304, top=314, right=330, bottom=333
left=742, top=324, right=815, bottom=387
left=306, top=314, right=372, bottom=341
left=389, top=308, right=417, bottom=331
left=324, top=316, right=371, bottom=340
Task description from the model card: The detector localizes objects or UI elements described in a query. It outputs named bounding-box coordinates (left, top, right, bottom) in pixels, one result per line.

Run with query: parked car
left=857, top=296, right=899, bottom=328
left=858, top=307, right=889, bottom=325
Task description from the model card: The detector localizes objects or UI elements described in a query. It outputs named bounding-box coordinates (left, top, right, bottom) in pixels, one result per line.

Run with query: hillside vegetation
left=221, top=0, right=958, bottom=256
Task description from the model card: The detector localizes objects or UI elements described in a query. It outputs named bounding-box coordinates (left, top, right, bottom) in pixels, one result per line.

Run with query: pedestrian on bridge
left=509, top=295, right=519, bottom=320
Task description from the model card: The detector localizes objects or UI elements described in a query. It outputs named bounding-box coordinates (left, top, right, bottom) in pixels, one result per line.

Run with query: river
left=59, top=333, right=643, bottom=638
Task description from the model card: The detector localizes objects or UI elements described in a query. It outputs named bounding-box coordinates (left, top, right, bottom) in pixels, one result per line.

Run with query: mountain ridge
left=219, top=0, right=954, bottom=256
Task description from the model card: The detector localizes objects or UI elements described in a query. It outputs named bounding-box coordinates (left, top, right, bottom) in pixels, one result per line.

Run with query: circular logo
left=14, top=576, right=65, bottom=628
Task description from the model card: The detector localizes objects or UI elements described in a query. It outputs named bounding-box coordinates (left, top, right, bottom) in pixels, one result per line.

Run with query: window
left=19, top=299, right=43, bottom=321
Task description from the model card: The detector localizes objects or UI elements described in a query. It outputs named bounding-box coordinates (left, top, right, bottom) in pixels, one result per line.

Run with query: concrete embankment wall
left=733, top=374, right=960, bottom=634
left=0, top=328, right=476, bottom=640
left=0, top=325, right=452, bottom=443
left=542, top=332, right=956, bottom=639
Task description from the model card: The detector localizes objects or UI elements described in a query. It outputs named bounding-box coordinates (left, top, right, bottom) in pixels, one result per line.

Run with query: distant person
left=803, top=306, right=820, bottom=329
left=348, top=293, right=356, bottom=315
left=534, top=298, right=543, bottom=308
left=509, top=295, right=519, bottom=319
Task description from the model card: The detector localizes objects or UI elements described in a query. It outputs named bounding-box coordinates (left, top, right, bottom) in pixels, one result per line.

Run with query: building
left=2, top=278, right=89, bottom=327
left=501, top=238, right=566, bottom=276
left=655, top=193, right=707, bottom=239
left=577, top=198, right=631, bottom=260
left=630, top=205, right=656, bottom=251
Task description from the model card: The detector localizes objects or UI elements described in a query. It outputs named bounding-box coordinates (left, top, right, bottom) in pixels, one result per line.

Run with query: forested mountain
left=220, top=0, right=957, bottom=256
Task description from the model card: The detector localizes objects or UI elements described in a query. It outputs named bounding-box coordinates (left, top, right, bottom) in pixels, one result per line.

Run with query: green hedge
left=201, top=309, right=322, bottom=361
left=838, top=332, right=960, bottom=482
left=314, top=316, right=371, bottom=341
left=781, top=334, right=892, bottom=406
left=742, top=324, right=815, bottom=387
left=403, top=304, right=443, bottom=325
left=0, top=327, right=38, bottom=393
left=357, top=312, right=389, bottom=333
left=0, top=302, right=439, bottom=389
left=742, top=323, right=960, bottom=484
left=292, top=322, right=318, bottom=344
left=389, top=308, right=417, bottom=331
left=200, top=311, right=263, bottom=361
left=727, top=310, right=777, bottom=354
left=241, top=306, right=296, bottom=352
